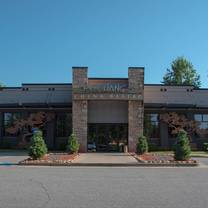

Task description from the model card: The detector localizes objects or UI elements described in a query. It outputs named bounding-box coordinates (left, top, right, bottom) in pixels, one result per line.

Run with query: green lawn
left=150, top=150, right=208, bottom=157
left=191, top=151, right=208, bottom=157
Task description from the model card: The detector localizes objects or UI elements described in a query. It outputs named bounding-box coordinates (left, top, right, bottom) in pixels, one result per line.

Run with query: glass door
left=108, top=125, right=119, bottom=152
left=97, top=124, right=108, bottom=151
left=88, top=124, right=128, bottom=152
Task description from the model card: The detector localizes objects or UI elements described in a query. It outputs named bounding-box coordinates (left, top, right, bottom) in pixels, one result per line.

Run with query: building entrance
left=88, top=124, right=128, bottom=152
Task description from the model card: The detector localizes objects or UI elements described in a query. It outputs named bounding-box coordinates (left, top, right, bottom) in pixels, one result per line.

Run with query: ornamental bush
left=66, top=133, right=80, bottom=154
left=136, top=136, right=148, bottom=155
left=28, top=130, right=47, bottom=159
left=173, top=129, right=191, bottom=161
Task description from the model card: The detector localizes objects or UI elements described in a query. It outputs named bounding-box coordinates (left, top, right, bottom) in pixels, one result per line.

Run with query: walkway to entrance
left=72, top=153, right=138, bottom=165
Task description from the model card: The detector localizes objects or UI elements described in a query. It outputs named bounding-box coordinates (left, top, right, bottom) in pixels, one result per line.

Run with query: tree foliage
left=136, top=136, right=148, bottom=155
left=28, top=130, right=47, bottom=159
left=160, top=112, right=198, bottom=138
left=66, top=133, right=80, bottom=154
left=162, top=57, right=201, bottom=88
left=173, top=130, right=191, bottom=161
left=6, top=112, right=54, bottom=148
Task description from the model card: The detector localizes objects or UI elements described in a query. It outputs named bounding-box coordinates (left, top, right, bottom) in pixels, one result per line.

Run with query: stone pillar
left=128, top=67, right=144, bottom=94
left=128, top=101, right=143, bottom=152
left=128, top=67, right=144, bottom=152
left=72, top=67, right=88, bottom=152
left=0, top=112, right=3, bottom=146
left=72, top=67, right=88, bottom=89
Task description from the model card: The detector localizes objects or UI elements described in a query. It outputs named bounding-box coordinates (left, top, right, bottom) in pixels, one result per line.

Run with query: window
left=56, top=113, right=72, bottom=137
left=194, top=114, right=208, bottom=130
left=194, top=114, right=208, bottom=138
left=3, top=112, right=24, bottom=136
left=144, top=113, right=160, bottom=138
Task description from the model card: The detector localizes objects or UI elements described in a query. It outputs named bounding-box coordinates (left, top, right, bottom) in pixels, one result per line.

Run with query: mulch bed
left=132, top=153, right=198, bottom=166
left=19, top=153, right=78, bottom=166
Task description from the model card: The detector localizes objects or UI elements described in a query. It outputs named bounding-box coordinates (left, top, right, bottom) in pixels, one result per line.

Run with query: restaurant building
left=0, top=67, right=208, bottom=152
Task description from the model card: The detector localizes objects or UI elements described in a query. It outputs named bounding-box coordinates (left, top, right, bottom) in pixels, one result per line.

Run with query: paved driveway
left=73, top=153, right=138, bottom=164
left=0, top=151, right=28, bottom=165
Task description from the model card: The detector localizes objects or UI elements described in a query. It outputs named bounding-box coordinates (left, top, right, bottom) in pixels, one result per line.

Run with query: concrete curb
left=18, top=162, right=199, bottom=167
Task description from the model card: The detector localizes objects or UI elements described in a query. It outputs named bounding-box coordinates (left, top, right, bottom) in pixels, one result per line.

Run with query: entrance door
left=88, top=124, right=128, bottom=152
left=97, top=124, right=108, bottom=151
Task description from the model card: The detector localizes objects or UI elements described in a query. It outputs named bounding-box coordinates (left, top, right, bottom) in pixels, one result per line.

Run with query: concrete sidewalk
left=0, top=151, right=28, bottom=165
left=72, top=153, right=138, bottom=166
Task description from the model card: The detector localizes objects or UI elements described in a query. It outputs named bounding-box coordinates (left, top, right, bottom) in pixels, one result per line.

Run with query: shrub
left=28, top=130, right=47, bottom=159
left=136, top=136, right=148, bottom=155
left=66, top=133, right=80, bottom=154
left=203, top=143, right=208, bottom=152
left=173, top=129, right=191, bottom=161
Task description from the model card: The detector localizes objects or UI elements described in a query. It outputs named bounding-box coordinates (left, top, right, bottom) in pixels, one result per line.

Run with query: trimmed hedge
left=66, top=133, right=80, bottom=154
left=137, top=136, right=148, bottom=155
left=28, top=130, right=47, bottom=160
left=173, top=130, right=191, bottom=161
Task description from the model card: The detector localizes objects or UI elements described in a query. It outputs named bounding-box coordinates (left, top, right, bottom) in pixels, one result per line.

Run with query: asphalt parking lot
left=0, top=164, right=208, bottom=208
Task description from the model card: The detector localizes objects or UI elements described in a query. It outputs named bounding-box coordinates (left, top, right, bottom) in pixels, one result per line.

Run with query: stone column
left=72, top=67, right=88, bottom=152
left=0, top=112, right=3, bottom=146
left=128, top=67, right=144, bottom=152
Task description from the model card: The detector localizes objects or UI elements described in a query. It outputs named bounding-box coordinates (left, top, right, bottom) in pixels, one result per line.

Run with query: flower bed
left=133, top=153, right=198, bottom=166
left=19, top=153, right=78, bottom=166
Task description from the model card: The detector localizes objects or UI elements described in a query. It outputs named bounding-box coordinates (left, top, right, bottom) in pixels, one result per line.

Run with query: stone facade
left=128, top=67, right=144, bottom=152
left=128, top=67, right=144, bottom=95
left=72, top=67, right=88, bottom=152
left=0, top=113, right=3, bottom=146
left=128, top=101, right=144, bottom=152
left=72, top=66, right=144, bottom=153
left=72, top=100, right=88, bottom=152
left=72, top=67, right=88, bottom=88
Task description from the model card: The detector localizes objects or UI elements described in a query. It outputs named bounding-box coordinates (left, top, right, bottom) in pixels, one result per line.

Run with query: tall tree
left=162, top=57, right=201, bottom=88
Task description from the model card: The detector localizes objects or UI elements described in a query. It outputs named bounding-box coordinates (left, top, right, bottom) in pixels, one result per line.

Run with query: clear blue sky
left=0, top=0, right=208, bottom=87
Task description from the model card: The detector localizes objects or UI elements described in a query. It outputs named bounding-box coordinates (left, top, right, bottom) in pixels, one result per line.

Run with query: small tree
left=160, top=112, right=198, bottom=138
left=66, top=133, right=80, bottom=154
left=28, top=130, right=47, bottom=159
left=6, top=112, right=54, bottom=148
left=173, top=130, right=191, bottom=161
left=136, top=136, right=148, bottom=155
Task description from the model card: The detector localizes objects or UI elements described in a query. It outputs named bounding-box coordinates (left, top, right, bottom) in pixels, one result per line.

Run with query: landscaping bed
left=19, top=153, right=78, bottom=166
left=150, top=151, right=208, bottom=158
left=133, top=153, right=198, bottom=166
